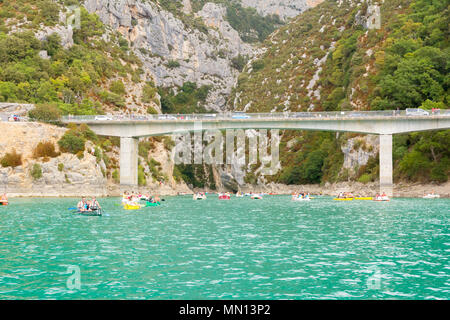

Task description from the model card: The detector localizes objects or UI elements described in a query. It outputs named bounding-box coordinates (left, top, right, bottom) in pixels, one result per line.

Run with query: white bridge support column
left=120, top=137, right=138, bottom=186
left=379, top=134, right=393, bottom=197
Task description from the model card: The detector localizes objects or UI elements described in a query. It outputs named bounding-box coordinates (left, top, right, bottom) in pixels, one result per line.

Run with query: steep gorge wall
left=84, top=0, right=253, bottom=111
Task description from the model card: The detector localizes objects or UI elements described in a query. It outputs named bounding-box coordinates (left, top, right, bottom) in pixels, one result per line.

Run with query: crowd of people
left=336, top=192, right=354, bottom=199
left=122, top=191, right=161, bottom=206
left=292, top=192, right=311, bottom=200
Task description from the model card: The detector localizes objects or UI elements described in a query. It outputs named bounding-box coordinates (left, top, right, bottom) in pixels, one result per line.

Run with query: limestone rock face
left=0, top=103, right=34, bottom=117
left=84, top=0, right=253, bottom=111
left=34, top=24, right=74, bottom=49
left=341, top=135, right=379, bottom=174
left=220, top=172, right=239, bottom=192
left=0, top=122, right=107, bottom=196
left=241, top=0, right=323, bottom=21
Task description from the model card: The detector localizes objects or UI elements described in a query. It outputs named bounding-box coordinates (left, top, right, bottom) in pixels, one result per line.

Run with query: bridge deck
left=62, top=110, right=449, bottom=123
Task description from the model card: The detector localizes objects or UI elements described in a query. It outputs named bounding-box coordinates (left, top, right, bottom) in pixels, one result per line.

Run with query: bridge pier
left=379, top=134, right=393, bottom=197
left=120, top=137, right=138, bottom=187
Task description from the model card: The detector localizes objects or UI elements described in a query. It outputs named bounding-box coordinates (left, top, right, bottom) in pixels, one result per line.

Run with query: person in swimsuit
left=90, top=197, right=101, bottom=210
left=77, top=197, right=88, bottom=212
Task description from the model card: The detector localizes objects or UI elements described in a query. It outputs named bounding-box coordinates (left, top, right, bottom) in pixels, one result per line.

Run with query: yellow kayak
left=123, top=204, right=142, bottom=210
left=333, top=198, right=354, bottom=201
left=355, top=197, right=373, bottom=200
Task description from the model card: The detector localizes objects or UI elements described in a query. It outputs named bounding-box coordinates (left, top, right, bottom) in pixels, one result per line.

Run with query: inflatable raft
left=145, top=201, right=161, bottom=207
left=77, top=209, right=102, bottom=216
left=193, top=194, right=207, bottom=200
left=218, top=193, right=231, bottom=200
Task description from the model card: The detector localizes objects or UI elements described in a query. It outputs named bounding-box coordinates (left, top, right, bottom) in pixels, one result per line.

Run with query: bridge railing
left=61, top=110, right=447, bottom=122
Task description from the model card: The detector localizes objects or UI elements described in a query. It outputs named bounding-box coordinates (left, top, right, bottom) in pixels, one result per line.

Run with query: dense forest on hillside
left=232, top=0, right=449, bottom=185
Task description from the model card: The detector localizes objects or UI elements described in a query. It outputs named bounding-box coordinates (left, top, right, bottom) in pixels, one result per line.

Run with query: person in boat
left=77, top=197, right=90, bottom=212
left=0, top=193, right=7, bottom=205
left=122, top=191, right=129, bottom=203
left=90, top=197, right=101, bottom=210
left=154, top=195, right=161, bottom=203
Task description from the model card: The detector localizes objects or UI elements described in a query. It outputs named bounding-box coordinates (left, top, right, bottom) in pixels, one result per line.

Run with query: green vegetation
left=110, top=80, right=126, bottom=95
left=138, top=164, right=146, bottom=186
left=159, top=81, right=211, bottom=114
left=395, top=131, right=450, bottom=183
left=191, top=0, right=283, bottom=43
left=231, top=54, right=248, bottom=71
left=112, top=169, right=119, bottom=183
left=147, top=158, right=164, bottom=182
left=231, top=0, right=449, bottom=184
left=275, top=132, right=344, bottom=185
left=58, top=163, right=64, bottom=171
left=370, top=0, right=448, bottom=109
left=0, top=1, right=150, bottom=116
left=28, top=103, right=61, bottom=123
left=57, top=124, right=97, bottom=154
left=142, top=82, right=158, bottom=105
left=0, top=149, right=22, bottom=167
left=138, top=139, right=152, bottom=158
left=30, top=163, right=43, bottom=180
left=225, top=2, right=282, bottom=43
left=156, top=0, right=209, bottom=34
left=167, top=60, right=180, bottom=69
left=58, top=130, right=85, bottom=154
left=175, top=164, right=216, bottom=189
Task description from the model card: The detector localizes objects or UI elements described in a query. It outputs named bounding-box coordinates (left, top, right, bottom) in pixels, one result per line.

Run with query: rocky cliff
left=0, top=121, right=191, bottom=196
left=241, top=0, right=322, bottom=21
left=0, top=122, right=108, bottom=196
left=84, top=0, right=253, bottom=111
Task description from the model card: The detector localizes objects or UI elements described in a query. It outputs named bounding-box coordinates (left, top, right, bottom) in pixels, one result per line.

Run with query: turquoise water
left=0, top=196, right=449, bottom=300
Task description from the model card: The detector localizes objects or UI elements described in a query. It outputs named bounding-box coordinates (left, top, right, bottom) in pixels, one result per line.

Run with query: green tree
left=28, top=103, right=61, bottom=123
left=110, top=80, right=126, bottom=95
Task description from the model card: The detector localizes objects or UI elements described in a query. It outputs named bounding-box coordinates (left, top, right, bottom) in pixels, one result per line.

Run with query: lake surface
left=0, top=196, right=449, bottom=299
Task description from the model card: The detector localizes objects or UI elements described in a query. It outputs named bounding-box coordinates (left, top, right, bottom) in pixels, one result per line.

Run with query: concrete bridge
left=62, top=111, right=450, bottom=196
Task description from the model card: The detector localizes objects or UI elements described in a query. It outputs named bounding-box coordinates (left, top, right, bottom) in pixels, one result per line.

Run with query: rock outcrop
left=341, top=135, right=379, bottom=173
left=84, top=0, right=253, bottom=111
left=241, top=0, right=321, bottom=21
left=0, top=122, right=192, bottom=196
left=0, top=122, right=107, bottom=196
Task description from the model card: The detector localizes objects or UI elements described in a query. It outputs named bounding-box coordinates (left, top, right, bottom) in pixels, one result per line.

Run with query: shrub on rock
left=0, top=149, right=22, bottom=167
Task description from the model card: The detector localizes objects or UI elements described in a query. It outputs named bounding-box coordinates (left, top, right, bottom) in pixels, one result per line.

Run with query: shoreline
left=3, top=181, right=449, bottom=198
